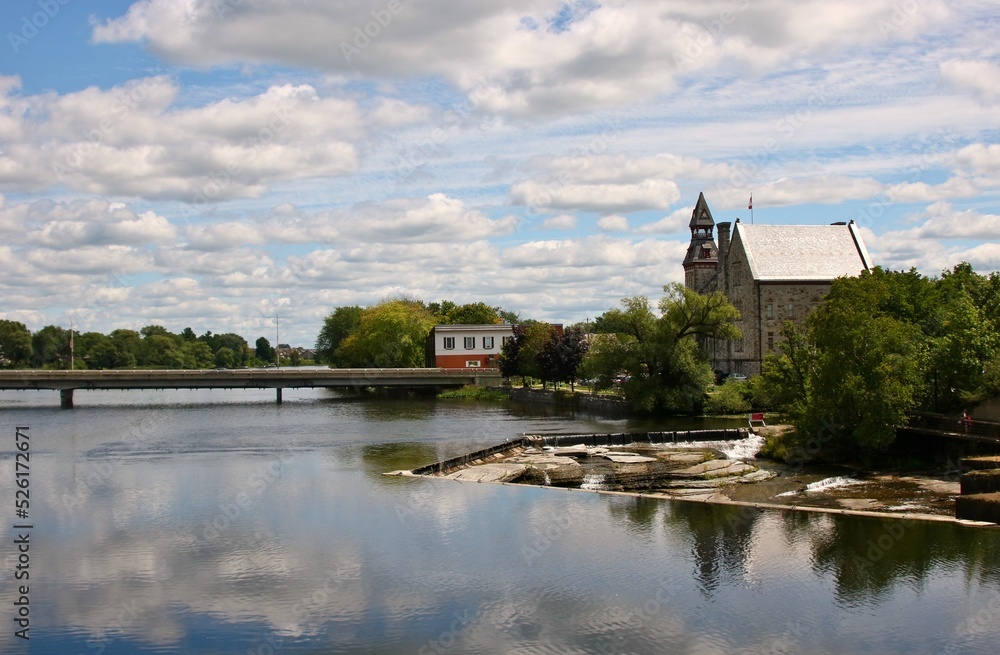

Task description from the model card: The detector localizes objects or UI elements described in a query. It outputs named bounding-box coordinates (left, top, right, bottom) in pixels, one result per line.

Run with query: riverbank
left=390, top=428, right=999, bottom=528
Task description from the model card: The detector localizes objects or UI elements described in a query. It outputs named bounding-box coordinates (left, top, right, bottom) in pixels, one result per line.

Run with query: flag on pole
left=748, top=194, right=752, bottom=211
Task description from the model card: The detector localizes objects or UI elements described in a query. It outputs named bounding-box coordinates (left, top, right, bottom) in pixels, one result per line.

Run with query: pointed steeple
left=682, top=192, right=719, bottom=293
left=688, top=191, right=715, bottom=229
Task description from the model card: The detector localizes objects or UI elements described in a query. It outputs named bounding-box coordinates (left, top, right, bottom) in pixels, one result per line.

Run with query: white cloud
left=184, top=221, right=266, bottom=251
left=635, top=207, right=691, bottom=234
left=954, top=143, right=1000, bottom=177
left=597, top=215, right=629, bottom=232
left=941, top=59, right=1000, bottom=106
left=510, top=179, right=679, bottom=213
left=0, top=79, right=361, bottom=201
left=540, top=214, right=577, bottom=229
left=335, top=193, right=518, bottom=242
left=92, top=0, right=954, bottom=119
left=887, top=201, right=1000, bottom=240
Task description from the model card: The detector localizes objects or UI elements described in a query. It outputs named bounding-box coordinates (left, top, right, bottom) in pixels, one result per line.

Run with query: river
left=1, top=387, right=998, bottom=654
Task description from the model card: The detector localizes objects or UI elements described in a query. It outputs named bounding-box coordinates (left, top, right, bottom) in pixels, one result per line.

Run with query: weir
left=409, top=429, right=748, bottom=476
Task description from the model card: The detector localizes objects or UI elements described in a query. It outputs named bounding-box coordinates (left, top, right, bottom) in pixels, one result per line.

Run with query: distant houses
left=683, top=192, right=873, bottom=376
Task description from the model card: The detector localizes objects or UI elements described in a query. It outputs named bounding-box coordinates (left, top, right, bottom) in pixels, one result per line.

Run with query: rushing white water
left=581, top=473, right=607, bottom=490
left=673, top=433, right=764, bottom=460
left=779, top=476, right=865, bottom=496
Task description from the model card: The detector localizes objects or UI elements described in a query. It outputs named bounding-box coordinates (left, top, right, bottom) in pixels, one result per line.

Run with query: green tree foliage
left=706, top=379, right=752, bottom=415
left=441, top=301, right=503, bottom=325
left=0, top=319, right=32, bottom=367
left=804, top=274, right=925, bottom=453
left=255, top=337, right=275, bottom=364
left=214, top=347, right=236, bottom=368
left=537, top=326, right=590, bottom=389
left=315, top=306, right=363, bottom=365
left=498, top=324, right=526, bottom=380
left=586, top=284, right=741, bottom=413
left=109, top=329, right=141, bottom=367
left=31, top=325, right=69, bottom=368
left=516, top=322, right=558, bottom=384
left=762, top=264, right=1000, bottom=459
left=211, top=333, right=251, bottom=367
left=335, top=299, right=435, bottom=368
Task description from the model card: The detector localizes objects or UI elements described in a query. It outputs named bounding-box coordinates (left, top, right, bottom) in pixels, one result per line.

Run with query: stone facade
left=682, top=195, right=872, bottom=376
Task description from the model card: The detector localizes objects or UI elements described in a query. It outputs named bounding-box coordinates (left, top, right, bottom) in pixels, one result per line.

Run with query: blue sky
left=1, top=0, right=999, bottom=347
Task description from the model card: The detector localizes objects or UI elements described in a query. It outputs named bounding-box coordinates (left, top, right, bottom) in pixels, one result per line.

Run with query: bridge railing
left=907, top=412, right=1000, bottom=441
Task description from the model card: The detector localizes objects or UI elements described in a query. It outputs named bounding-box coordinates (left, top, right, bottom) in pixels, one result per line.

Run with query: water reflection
left=2, top=392, right=998, bottom=654
left=811, top=515, right=1000, bottom=604
left=360, top=442, right=439, bottom=478
left=607, top=495, right=662, bottom=534
left=665, top=502, right=763, bottom=596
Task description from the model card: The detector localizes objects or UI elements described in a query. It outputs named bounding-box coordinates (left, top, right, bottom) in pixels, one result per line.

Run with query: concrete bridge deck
left=0, top=368, right=502, bottom=407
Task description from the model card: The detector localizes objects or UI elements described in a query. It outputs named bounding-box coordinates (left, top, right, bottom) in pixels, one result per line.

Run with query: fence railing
left=906, top=412, right=1000, bottom=441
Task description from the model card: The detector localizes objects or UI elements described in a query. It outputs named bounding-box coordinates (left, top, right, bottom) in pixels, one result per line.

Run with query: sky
left=1, top=0, right=999, bottom=349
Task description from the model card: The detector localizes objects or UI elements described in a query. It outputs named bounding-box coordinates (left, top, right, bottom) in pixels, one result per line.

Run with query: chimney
left=716, top=222, right=731, bottom=294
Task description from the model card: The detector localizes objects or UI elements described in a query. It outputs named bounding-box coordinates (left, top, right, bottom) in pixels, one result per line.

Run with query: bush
left=437, top=386, right=509, bottom=402
left=706, top=379, right=751, bottom=414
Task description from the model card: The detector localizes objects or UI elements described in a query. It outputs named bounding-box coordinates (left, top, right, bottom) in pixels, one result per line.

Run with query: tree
left=585, top=285, right=741, bottom=413
left=442, top=302, right=503, bottom=325
left=315, top=306, right=363, bottom=365
left=762, top=271, right=927, bottom=458
left=537, top=326, right=589, bottom=389
left=140, top=325, right=172, bottom=338
left=109, top=329, right=142, bottom=367
left=214, top=347, right=236, bottom=368
left=498, top=325, right=525, bottom=381
left=0, top=319, right=32, bottom=368
left=518, top=322, right=558, bottom=385
left=801, top=273, right=925, bottom=455
left=31, top=325, right=68, bottom=368
left=144, top=334, right=187, bottom=368
left=255, top=337, right=275, bottom=364
left=335, top=299, right=435, bottom=368
left=183, top=340, right=214, bottom=368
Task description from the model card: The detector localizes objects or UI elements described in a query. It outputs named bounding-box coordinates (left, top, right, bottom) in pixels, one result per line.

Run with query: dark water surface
left=1, top=388, right=998, bottom=654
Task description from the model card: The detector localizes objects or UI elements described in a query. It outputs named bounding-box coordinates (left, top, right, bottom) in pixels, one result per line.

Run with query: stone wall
left=711, top=228, right=831, bottom=377
left=507, top=387, right=631, bottom=417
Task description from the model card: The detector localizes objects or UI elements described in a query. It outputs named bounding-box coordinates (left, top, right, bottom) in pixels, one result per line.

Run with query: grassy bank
left=437, top=386, right=510, bottom=402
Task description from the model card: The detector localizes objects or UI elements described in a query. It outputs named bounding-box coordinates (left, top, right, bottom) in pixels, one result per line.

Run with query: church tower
left=682, top=192, right=719, bottom=293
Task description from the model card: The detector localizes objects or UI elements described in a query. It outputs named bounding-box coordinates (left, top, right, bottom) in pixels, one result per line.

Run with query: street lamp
left=275, top=314, right=280, bottom=369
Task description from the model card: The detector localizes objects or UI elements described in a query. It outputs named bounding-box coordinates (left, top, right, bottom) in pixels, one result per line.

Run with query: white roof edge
left=848, top=221, right=873, bottom=271
left=431, top=324, right=513, bottom=331
left=733, top=222, right=760, bottom=280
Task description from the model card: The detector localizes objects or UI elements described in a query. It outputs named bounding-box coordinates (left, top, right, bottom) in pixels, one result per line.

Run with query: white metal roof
left=733, top=221, right=872, bottom=281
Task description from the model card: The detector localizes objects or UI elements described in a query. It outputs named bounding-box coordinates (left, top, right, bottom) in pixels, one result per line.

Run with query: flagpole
left=749, top=192, right=754, bottom=225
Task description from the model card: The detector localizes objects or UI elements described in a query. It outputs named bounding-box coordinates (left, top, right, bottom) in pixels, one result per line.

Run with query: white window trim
left=443, top=336, right=455, bottom=350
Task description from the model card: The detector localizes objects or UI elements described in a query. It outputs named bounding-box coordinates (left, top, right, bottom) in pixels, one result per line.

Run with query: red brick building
left=425, top=324, right=514, bottom=368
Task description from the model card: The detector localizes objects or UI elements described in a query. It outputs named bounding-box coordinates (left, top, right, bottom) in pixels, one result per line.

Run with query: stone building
left=682, top=192, right=873, bottom=376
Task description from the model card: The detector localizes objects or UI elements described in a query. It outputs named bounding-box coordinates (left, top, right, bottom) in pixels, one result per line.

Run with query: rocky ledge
left=436, top=442, right=772, bottom=492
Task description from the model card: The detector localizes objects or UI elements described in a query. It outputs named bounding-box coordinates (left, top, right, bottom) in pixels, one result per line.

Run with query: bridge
left=0, top=368, right=503, bottom=407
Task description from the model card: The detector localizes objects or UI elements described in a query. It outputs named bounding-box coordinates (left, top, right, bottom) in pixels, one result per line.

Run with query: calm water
left=1, top=388, right=998, bottom=654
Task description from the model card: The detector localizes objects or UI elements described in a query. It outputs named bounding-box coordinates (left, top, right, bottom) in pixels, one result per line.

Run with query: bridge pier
left=60, top=388, right=74, bottom=408
left=276, top=388, right=282, bottom=404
